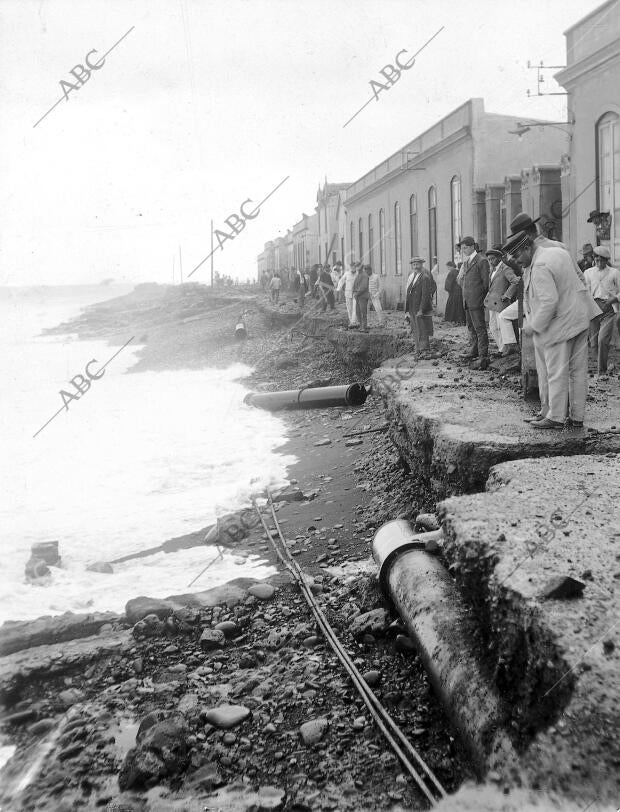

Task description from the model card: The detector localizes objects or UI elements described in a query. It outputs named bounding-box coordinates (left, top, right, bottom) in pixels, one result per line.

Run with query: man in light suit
left=502, top=230, right=602, bottom=429
left=483, top=244, right=520, bottom=356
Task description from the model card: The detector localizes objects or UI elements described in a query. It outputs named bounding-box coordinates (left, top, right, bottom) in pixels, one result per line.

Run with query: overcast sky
left=0, top=0, right=606, bottom=286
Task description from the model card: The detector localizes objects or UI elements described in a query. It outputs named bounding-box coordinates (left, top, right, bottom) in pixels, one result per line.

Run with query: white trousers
left=533, top=329, right=589, bottom=422
left=495, top=303, right=518, bottom=349
left=488, top=310, right=516, bottom=351
left=346, top=295, right=358, bottom=325
left=370, top=294, right=384, bottom=325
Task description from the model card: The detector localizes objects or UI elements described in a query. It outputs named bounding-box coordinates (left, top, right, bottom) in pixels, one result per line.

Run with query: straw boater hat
left=410, top=256, right=425, bottom=263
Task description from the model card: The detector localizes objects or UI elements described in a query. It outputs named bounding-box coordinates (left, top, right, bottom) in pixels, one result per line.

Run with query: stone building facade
left=556, top=0, right=620, bottom=264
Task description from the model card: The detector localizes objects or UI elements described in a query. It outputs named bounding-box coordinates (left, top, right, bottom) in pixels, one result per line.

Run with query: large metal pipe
left=244, top=382, right=369, bottom=411
left=373, top=519, right=517, bottom=776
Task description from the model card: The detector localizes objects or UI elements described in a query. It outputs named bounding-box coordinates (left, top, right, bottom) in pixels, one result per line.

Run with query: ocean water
left=0, top=286, right=291, bottom=625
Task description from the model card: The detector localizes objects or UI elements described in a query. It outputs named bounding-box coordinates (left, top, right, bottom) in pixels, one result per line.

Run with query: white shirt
left=337, top=270, right=356, bottom=296
left=584, top=264, right=620, bottom=312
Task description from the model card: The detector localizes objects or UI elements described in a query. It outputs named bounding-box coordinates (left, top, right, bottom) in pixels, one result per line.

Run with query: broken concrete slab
left=437, top=453, right=619, bottom=806
left=375, top=357, right=620, bottom=496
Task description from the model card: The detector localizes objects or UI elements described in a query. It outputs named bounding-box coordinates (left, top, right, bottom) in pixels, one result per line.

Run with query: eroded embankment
left=363, top=343, right=620, bottom=807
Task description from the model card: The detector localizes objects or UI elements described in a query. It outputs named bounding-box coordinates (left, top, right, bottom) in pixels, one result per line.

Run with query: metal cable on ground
left=251, top=495, right=447, bottom=807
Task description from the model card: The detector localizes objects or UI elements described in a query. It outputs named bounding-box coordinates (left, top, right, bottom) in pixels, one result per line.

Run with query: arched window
left=598, top=111, right=620, bottom=259
left=368, top=214, right=374, bottom=271
left=409, top=194, right=418, bottom=258
left=428, top=186, right=437, bottom=268
left=358, top=217, right=364, bottom=261
left=394, top=201, right=402, bottom=276
left=450, top=177, right=462, bottom=262
left=379, top=209, right=385, bottom=276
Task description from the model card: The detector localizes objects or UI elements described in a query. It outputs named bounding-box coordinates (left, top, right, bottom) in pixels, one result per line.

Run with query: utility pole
left=179, top=246, right=183, bottom=284
left=172, top=253, right=175, bottom=284
left=210, top=219, right=214, bottom=287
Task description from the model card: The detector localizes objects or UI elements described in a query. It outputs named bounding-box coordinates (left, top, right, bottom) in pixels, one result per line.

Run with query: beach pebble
left=215, top=620, right=239, bottom=638
left=300, top=718, right=329, bottom=746
left=200, top=629, right=225, bottom=650
left=362, top=670, right=381, bottom=687
left=205, top=704, right=251, bottom=730
left=248, top=583, right=276, bottom=601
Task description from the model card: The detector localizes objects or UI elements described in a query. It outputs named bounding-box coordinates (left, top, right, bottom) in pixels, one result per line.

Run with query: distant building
left=343, top=98, right=567, bottom=308
left=292, top=212, right=319, bottom=271
left=556, top=0, right=620, bottom=264
left=316, top=181, right=351, bottom=266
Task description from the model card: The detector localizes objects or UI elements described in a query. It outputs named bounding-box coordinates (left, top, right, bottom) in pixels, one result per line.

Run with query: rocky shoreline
left=1, top=285, right=472, bottom=811
left=3, top=284, right=617, bottom=811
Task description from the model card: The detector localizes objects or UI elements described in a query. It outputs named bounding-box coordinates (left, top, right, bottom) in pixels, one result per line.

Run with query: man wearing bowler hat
left=502, top=229, right=601, bottom=429
left=483, top=244, right=520, bottom=356
left=405, top=256, right=435, bottom=352
left=457, top=236, right=490, bottom=369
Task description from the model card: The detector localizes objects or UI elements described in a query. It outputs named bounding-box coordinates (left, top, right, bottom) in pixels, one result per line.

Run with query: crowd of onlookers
left=260, top=211, right=619, bottom=428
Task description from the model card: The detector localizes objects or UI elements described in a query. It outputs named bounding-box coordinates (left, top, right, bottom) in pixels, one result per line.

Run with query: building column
left=504, top=176, right=522, bottom=233
left=472, top=189, right=487, bottom=250
left=485, top=184, right=504, bottom=248
left=530, top=165, right=562, bottom=241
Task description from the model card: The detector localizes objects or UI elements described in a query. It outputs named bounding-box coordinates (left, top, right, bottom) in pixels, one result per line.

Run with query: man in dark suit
left=457, top=236, right=490, bottom=368
left=406, top=256, right=435, bottom=353
left=483, top=244, right=520, bottom=356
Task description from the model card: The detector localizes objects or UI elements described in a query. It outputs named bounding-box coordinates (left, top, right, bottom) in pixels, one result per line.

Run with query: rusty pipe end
left=372, top=519, right=443, bottom=600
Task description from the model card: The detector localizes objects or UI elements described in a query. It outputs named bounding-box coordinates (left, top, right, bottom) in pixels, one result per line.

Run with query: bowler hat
left=581, top=243, right=594, bottom=255
left=509, top=212, right=540, bottom=235
left=446, top=260, right=456, bottom=268
left=586, top=210, right=610, bottom=223
left=485, top=243, right=504, bottom=258
left=502, top=230, right=531, bottom=256
left=460, top=236, right=475, bottom=247
left=593, top=245, right=611, bottom=259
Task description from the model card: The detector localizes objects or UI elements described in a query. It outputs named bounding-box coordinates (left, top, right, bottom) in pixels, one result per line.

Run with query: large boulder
left=125, top=596, right=174, bottom=624
left=349, top=608, right=391, bottom=639
left=118, top=715, right=188, bottom=790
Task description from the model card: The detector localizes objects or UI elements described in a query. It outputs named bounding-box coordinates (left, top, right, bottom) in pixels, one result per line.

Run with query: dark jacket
left=406, top=271, right=434, bottom=315
left=460, top=252, right=490, bottom=310
left=352, top=270, right=369, bottom=298
left=483, top=261, right=520, bottom=312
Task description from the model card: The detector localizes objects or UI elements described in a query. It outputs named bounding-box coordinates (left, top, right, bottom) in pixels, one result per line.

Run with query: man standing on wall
left=584, top=245, right=620, bottom=375
left=352, top=263, right=370, bottom=332
left=457, top=236, right=490, bottom=369
left=483, top=244, right=520, bottom=357
left=406, top=257, right=435, bottom=354
left=503, top=230, right=601, bottom=429
left=337, top=262, right=359, bottom=328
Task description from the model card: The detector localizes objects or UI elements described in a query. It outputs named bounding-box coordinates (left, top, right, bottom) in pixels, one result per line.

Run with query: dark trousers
left=465, top=306, right=489, bottom=358
left=356, top=296, right=369, bottom=329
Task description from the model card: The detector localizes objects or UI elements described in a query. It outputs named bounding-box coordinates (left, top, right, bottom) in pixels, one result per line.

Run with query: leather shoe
left=523, top=411, right=545, bottom=423
left=530, top=418, right=564, bottom=430
left=565, top=418, right=584, bottom=428
left=472, top=357, right=490, bottom=370
left=461, top=351, right=478, bottom=359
